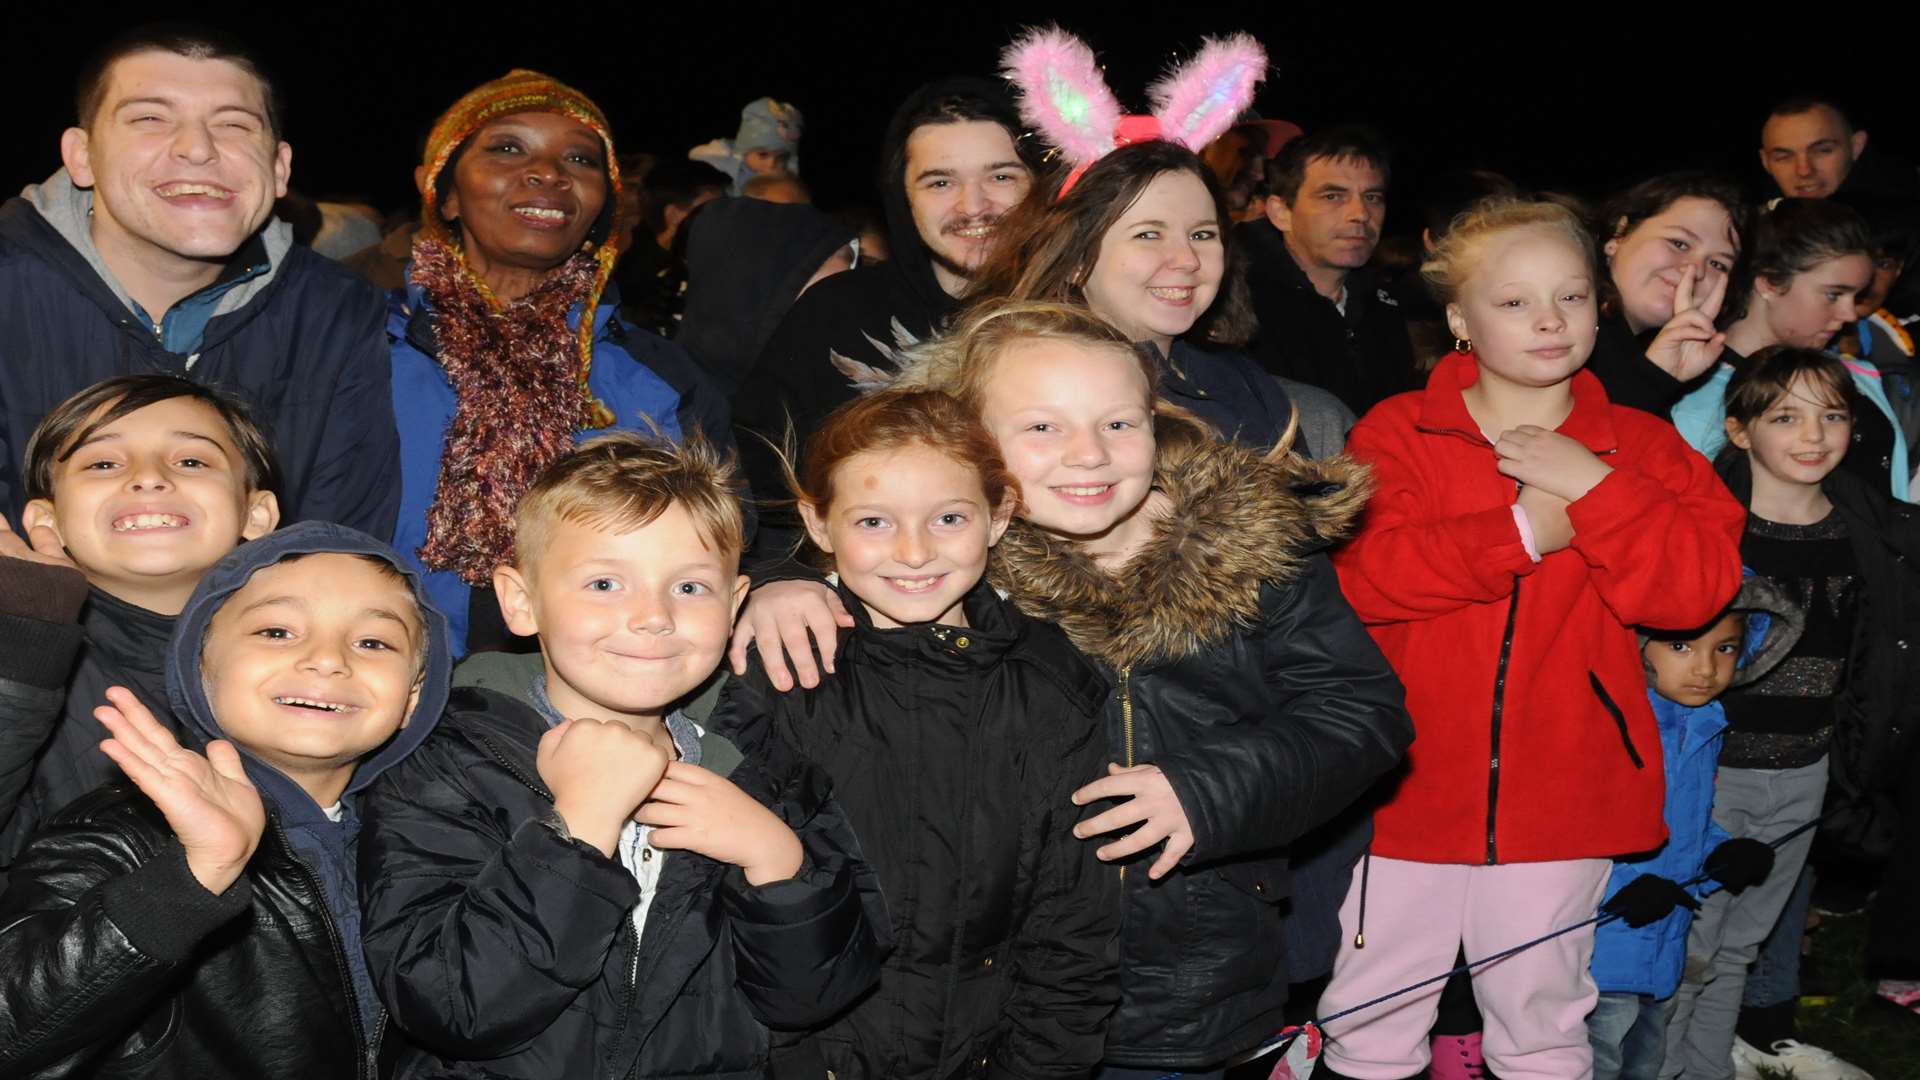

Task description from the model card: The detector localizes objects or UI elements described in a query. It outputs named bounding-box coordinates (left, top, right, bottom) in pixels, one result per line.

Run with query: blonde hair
left=894, top=298, right=1218, bottom=450
left=512, top=430, right=744, bottom=571
left=1421, top=196, right=1598, bottom=304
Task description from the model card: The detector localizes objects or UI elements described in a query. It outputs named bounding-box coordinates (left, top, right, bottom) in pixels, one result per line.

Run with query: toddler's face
left=1643, top=612, right=1745, bottom=708
left=202, top=554, right=424, bottom=781
left=1447, top=226, right=1598, bottom=392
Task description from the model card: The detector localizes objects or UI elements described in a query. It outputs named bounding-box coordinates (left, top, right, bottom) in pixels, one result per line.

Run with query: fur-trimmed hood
left=990, top=429, right=1371, bottom=670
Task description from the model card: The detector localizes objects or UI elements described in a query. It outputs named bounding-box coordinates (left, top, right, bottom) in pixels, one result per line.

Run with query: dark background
left=4, top=4, right=1913, bottom=230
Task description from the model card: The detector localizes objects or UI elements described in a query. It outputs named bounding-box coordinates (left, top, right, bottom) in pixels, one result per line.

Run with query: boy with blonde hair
left=359, top=431, right=886, bottom=1079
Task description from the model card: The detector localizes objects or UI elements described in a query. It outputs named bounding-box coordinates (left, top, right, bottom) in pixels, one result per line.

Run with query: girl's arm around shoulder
left=0, top=795, right=250, bottom=1076
left=999, top=701, right=1121, bottom=1078
left=1333, top=408, right=1538, bottom=624
left=719, top=748, right=891, bottom=1030
left=357, top=705, right=642, bottom=1059
left=1564, top=413, right=1745, bottom=628
left=1158, top=556, right=1413, bottom=865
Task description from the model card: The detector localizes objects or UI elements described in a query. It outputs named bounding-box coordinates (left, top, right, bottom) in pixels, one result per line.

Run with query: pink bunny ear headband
left=1001, top=26, right=1269, bottom=198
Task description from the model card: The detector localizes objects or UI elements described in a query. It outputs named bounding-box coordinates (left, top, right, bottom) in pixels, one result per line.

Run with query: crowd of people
left=0, top=20, right=1916, bottom=1080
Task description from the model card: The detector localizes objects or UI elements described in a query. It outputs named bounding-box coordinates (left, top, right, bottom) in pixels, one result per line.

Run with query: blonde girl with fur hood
left=735, top=300, right=1412, bottom=1077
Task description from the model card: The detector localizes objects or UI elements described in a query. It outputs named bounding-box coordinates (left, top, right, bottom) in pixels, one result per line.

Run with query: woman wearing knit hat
left=386, top=69, right=734, bottom=656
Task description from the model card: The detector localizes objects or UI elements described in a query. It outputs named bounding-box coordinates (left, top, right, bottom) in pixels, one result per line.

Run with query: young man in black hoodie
left=0, top=375, right=280, bottom=862
left=0, top=520, right=452, bottom=1079
left=731, top=77, right=1044, bottom=548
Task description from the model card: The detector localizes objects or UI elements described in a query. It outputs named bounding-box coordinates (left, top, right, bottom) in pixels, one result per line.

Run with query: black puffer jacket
left=988, top=427, right=1412, bottom=1069
left=359, top=686, right=889, bottom=1079
left=714, top=580, right=1118, bottom=1079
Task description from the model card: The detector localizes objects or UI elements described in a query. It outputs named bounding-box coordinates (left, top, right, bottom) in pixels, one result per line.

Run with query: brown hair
left=789, top=390, right=1017, bottom=536
left=963, top=140, right=1255, bottom=347
left=1421, top=196, right=1598, bottom=304
left=1722, top=345, right=1858, bottom=430
left=24, top=374, right=280, bottom=503
left=76, top=24, right=282, bottom=136
left=512, top=430, right=744, bottom=571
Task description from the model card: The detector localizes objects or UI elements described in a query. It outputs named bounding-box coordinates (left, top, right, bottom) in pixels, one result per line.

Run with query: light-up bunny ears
left=1001, top=26, right=1269, bottom=196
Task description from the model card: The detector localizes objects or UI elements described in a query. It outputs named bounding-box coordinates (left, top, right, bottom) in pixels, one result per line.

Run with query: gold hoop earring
left=1453, top=337, right=1473, bottom=354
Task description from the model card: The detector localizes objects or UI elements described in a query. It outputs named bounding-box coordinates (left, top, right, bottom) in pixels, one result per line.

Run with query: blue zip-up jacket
left=0, top=172, right=401, bottom=536
left=387, top=270, right=736, bottom=656
left=1590, top=579, right=1802, bottom=997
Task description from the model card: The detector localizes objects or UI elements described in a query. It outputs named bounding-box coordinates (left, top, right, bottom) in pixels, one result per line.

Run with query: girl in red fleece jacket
left=1317, top=198, right=1745, bottom=1080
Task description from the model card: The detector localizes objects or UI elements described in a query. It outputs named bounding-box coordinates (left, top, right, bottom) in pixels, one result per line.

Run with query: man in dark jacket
left=731, top=77, right=1043, bottom=544
left=0, top=26, right=400, bottom=537
left=0, top=521, right=452, bottom=1079
left=675, top=197, right=855, bottom=395
left=1239, top=126, right=1418, bottom=418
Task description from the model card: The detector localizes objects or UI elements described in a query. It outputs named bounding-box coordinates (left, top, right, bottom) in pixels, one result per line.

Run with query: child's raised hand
left=96, top=686, right=264, bottom=895
left=537, top=718, right=672, bottom=857
left=1645, top=265, right=1729, bottom=383
left=633, top=762, right=803, bottom=886
left=1070, top=763, right=1195, bottom=880
left=1514, top=485, right=1575, bottom=555
left=727, top=579, right=854, bottom=692
left=1493, top=426, right=1613, bottom=502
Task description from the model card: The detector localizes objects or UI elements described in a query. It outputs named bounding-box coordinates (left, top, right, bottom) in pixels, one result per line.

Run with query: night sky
left=5, top=5, right=1914, bottom=231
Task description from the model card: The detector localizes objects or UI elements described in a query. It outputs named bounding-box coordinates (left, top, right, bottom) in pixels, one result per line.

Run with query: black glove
left=1601, top=875, right=1702, bottom=928
left=1704, top=837, right=1775, bottom=894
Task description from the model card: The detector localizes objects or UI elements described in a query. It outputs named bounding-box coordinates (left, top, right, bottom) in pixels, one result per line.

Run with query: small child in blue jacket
left=1586, top=577, right=1804, bottom=1080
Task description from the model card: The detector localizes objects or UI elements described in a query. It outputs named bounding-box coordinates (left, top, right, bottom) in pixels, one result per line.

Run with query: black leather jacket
left=0, top=788, right=372, bottom=1079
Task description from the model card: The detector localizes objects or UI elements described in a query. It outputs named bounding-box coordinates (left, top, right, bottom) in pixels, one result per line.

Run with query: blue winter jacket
left=387, top=270, right=736, bottom=656
left=0, top=172, right=400, bottom=535
left=1590, top=601, right=1792, bottom=998
left=1588, top=689, right=1732, bottom=998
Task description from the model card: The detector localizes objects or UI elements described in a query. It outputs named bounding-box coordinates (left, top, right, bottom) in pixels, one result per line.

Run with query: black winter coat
left=988, top=429, right=1412, bottom=1069
left=359, top=687, right=889, bottom=1080
left=0, top=565, right=179, bottom=864
left=1157, top=341, right=1301, bottom=455
left=714, top=580, right=1119, bottom=1079
left=1237, top=218, right=1419, bottom=418
left=0, top=181, right=400, bottom=535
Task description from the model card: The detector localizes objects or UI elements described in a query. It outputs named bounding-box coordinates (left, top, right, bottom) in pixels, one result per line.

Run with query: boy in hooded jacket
left=0, top=520, right=451, bottom=1079
left=1585, top=578, right=1803, bottom=1080
left=0, top=374, right=281, bottom=864
left=358, top=432, right=887, bottom=1079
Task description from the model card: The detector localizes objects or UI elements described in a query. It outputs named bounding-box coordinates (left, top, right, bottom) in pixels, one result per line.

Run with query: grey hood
left=24, top=167, right=294, bottom=324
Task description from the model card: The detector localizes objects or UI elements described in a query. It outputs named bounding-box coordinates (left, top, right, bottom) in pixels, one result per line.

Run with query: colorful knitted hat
left=417, top=69, right=623, bottom=426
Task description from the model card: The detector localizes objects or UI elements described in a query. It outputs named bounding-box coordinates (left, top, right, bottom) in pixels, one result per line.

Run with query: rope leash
left=1148, top=818, right=1822, bottom=1079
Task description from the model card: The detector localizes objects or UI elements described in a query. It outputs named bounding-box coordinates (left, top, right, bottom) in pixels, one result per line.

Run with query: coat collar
left=1416, top=350, right=1620, bottom=454
left=991, top=426, right=1371, bottom=670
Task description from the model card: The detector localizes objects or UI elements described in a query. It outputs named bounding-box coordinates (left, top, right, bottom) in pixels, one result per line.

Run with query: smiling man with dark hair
left=0, top=24, right=400, bottom=537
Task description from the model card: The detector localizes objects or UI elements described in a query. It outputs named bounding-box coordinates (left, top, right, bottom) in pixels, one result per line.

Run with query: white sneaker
left=1730, top=1035, right=1874, bottom=1080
